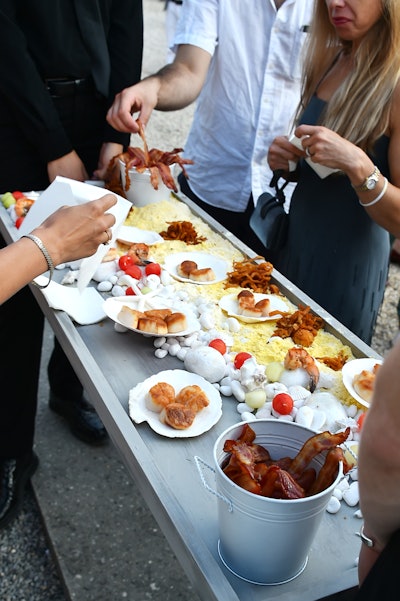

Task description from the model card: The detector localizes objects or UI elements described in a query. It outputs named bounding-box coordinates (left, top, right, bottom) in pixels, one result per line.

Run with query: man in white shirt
left=108, top=0, right=314, bottom=256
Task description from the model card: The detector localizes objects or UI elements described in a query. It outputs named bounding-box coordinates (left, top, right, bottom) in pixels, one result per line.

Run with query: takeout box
left=18, top=176, right=132, bottom=292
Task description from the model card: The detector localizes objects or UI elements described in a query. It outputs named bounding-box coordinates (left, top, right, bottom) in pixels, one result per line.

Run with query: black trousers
left=0, top=89, right=108, bottom=458
left=178, top=173, right=268, bottom=258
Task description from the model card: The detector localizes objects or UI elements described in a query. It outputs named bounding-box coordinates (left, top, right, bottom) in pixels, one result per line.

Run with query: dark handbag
left=250, top=171, right=289, bottom=251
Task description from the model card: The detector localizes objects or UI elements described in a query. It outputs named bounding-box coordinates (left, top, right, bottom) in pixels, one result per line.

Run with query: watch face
left=366, top=177, right=378, bottom=190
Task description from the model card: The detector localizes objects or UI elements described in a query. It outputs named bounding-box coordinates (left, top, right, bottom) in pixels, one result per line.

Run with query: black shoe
left=0, top=451, right=39, bottom=529
left=49, top=392, right=108, bottom=446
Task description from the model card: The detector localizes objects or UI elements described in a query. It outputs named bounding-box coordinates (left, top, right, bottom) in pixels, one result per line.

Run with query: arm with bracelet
left=0, top=194, right=117, bottom=304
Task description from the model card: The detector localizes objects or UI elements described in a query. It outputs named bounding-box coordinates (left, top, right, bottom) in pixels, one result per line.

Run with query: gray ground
left=1, top=1, right=399, bottom=599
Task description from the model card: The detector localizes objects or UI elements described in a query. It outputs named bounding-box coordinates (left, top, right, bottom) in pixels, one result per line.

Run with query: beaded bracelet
left=359, top=177, right=388, bottom=208
left=22, top=233, right=55, bottom=288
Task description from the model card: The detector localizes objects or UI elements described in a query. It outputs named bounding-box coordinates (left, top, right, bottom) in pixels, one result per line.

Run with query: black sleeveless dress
left=273, top=96, right=390, bottom=345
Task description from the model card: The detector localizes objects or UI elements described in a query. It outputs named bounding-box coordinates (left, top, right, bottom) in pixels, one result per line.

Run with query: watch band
left=353, top=166, right=380, bottom=192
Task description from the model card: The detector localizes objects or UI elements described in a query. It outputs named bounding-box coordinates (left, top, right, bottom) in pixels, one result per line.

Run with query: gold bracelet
left=22, top=234, right=55, bottom=288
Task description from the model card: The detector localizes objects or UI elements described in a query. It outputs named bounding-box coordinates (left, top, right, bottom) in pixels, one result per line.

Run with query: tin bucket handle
left=194, top=456, right=233, bottom=512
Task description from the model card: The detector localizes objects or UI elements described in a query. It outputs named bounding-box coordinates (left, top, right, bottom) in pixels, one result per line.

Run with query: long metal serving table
left=0, top=195, right=380, bottom=601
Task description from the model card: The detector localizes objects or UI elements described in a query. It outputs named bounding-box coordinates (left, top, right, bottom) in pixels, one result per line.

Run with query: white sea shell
left=303, top=392, right=348, bottom=431
left=316, top=370, right=335, bottom=389
left=311, top=409, right=327, bottom=432
left=287, top=385, right=311, bottom=402
left=265, top=382, right=287, bottom=398
left=295, top=405, right=314, bottom=429
left=184, top=346, right=226, bottom=383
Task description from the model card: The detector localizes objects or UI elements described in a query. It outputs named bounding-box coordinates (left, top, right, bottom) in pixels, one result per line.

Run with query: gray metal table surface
left=0, top=199, right=375, bottom=601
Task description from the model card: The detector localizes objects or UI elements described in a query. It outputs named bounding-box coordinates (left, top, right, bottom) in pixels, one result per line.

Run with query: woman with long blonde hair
left=268, top=0, right=400, bottom=344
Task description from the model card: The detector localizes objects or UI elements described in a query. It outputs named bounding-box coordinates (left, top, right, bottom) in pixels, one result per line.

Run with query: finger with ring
left=104, top=229, right=112, bottom=245
left=306, top=147, right=312, bottom=158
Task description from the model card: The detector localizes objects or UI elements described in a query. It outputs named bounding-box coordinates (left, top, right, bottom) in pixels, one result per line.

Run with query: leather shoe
left=0, top=451, right=39, bottom=529
left=49, top=392, right=108, bottom=446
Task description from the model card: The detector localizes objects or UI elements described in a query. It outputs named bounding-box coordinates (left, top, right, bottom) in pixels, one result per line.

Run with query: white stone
left=326, top=496, right=341, bottom=514
left=342, top=481, right=359, bottom=506
left=154, top=348, right=168, bottom=359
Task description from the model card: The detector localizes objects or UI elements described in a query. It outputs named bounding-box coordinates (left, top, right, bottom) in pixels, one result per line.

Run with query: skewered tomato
left=272, top=393, right=294, bottom=415
left=234, top=352, right=252, bottom=369
left=119, top=254, right=134, bottom=271
left=145, top=262, right=161, bottom=276
left=208, top=339, right=227, bottom=355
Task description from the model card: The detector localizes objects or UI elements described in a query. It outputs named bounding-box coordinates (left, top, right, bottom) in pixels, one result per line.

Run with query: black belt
left=45, top=77, right=95, bottom=98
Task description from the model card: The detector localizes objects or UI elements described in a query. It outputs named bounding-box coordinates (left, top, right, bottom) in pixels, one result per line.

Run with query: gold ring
left=104, top=229, right=112, bottom=245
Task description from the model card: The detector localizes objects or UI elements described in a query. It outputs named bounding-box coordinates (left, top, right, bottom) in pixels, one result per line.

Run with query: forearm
left=0, top=236, right=50, bottom=303
left=151, top=56, right=208, bottom=111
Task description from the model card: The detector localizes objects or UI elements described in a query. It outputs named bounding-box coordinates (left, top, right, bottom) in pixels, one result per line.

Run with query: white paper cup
left=214, top=419, right=343, bottom=585
left=119, top=160, right=171, bottom=206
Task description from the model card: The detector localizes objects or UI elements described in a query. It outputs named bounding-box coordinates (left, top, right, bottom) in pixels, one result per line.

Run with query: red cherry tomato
left=125, top=264, right=142, bottom=280
left=272, top=392, right=294, bottom=415
left=118, top=254, right=134, bottom=271
left=357, top=412, right=367, bottom=431
left=144, top=262, right=161, bottom=276
left=234, top=352, right=252, bottom=370
left=209, top=338, right=227, bottom=355
left=12, top=190, right=25, bottom=200
left=125, top=287, right=136, bottom=296
left=15, top=216, right=25, bottom=229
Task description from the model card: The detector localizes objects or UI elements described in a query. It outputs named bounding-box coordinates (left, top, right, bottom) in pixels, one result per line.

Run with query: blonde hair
left=297, top=0, right=400, bottom=152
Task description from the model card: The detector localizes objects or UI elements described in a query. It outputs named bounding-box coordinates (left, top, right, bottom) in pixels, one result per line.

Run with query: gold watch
left=353, top=166, right=380, bottom=192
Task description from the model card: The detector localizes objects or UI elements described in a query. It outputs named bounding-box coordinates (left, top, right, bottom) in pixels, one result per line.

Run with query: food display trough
left=0, top=192, right=376, bottom=601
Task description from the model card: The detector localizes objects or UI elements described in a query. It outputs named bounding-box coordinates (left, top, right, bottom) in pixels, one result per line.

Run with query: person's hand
left=47, top=150, right=89, bottom=182
left=107, top=78, right=160, bottom=133
left=32, top=194, right=117, bottom=266
left=268, top=135, right=305, bottom=172
left=92, top=142, right=124, bottom=181
left=294, top=124, right=368, bottom=176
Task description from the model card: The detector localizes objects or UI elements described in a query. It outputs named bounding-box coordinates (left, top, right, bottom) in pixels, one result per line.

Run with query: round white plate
left=103, top=295, right=200, bottom=337
left=128, top=369, right=222, bottom=437
left=116, top=225, right=164, bottom=246
left=163, top=252, right=228, bottom=284
left=219, top=292, right=289, bottom=323
left=341, top=357, right=382, bottom=407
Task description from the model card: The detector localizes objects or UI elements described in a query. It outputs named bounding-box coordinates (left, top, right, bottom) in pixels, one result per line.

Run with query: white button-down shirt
left=173, top=0, right=314, bottom=211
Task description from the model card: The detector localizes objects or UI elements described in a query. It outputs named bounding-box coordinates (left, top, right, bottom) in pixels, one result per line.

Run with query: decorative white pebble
left=154, top=348, right=168, bottom=359
left=342, top=481, right=359, bottom=506
left=56, top=262, right=67, bottom=270
left=326, top=496, right=341, bottom=514
left=310, top=409, right=327, bottom=432
left=332, top=487, right=343, bottom=501
left=112, top=285, right=125, bottom=296
left=227, top=317, right=241, bottom=332
left=153, top=337, right=166, bottom=348
left=348, top=467, right=358, bottom=481
left=176, top=348, right=188, bottom=361
left=220, top=385, right=232, bottom=397
left=220, top=376, right=232, bottom=387
left=240, top=411, right=257, bottom=422
left=346, top=404, right=358, bottom=418
left=97, top=280, right=113, bottom=292
left=353, top=509, right=363, bottom=519
left=230, top=380, right=246, bottom=402
left=336, top=478, right=350, bottom=492
left=114, top=322, right=128, bottom=333
left=168, top=343, right=181, bottom=356
left=199, top=313, right=215, bottom=329
left=278, top=414, right=294, bottom=422
left=256, top=406, right=272, bottom=419
left=237, top=403, right=250, bottom=414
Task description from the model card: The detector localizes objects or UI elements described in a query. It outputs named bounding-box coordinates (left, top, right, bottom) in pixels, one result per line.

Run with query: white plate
left=341, top=357, right=383, bottom=407
left=116, top=225, right=164, bottom=246
left=164, top=252, right=228, bottom=284
left=103, top=295, right=201, bottom=337
left=219, top=292, right=289, bottom=323
left=128, top=369, right=222, bottom=437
